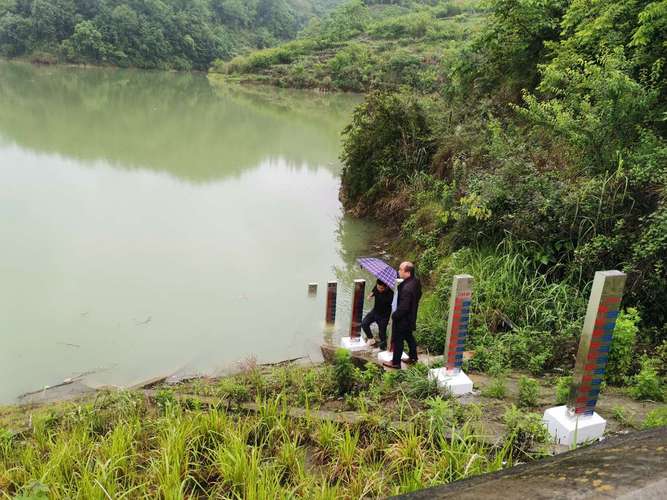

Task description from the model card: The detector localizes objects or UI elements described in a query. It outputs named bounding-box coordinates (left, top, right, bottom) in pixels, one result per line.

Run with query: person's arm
left=392, top=287, right=413, bottom=322
left=368, top=285, right=377, bottom=300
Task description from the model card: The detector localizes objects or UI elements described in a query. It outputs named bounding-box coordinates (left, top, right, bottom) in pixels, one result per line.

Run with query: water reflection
left=0, top=62, right=373, bottom=403
left=0, top=62, right=361, bottom=182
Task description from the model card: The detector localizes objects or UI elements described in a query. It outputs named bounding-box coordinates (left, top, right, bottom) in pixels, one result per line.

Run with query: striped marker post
left=443, top=275, right=474, bottom=374
left=568, top=270, right=627, bottom=416
left=325, top=281, right=338, bottom=325
left=349, top=279, right=366, bottom=339
left=428, top=275, right=474, bottom=395
left=544, top=270, right=627, bottom=445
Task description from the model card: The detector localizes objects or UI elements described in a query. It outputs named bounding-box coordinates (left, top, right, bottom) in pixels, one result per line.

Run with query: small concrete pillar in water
left=378, top=278, right=408, bottom=363
left=428, top=275, right=474, bottom=395
left=543, top=270, right=627, bottom=445
left=341, top=279, right=369, bottom=351
left=308, top=283, right=318, bottom=297
left=325, top=281, right=338, bottom=325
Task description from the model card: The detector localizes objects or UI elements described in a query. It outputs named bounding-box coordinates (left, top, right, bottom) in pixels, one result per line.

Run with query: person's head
left=398, top=261, right=415, bottom=280
left=376, top=279, right=388, bottom=292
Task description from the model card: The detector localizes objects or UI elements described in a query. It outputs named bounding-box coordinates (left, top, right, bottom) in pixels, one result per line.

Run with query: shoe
left=367, top=338, right=377, bottom=346
left=379, top=344, right=387, bottom=351
left=382, top=362, right=401, bottom=369
left=404, top=358, right=418, bottom=365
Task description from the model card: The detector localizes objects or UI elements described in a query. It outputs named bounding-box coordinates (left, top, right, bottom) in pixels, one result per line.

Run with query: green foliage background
left=333, top=0, right=666, bottom=377
left=0, top=0, right=344, bottom=69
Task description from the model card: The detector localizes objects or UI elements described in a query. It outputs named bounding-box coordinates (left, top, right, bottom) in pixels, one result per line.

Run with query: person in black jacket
left=384, top=261, right=422, bottom=369
left=361, top=279, right=394, bottom=350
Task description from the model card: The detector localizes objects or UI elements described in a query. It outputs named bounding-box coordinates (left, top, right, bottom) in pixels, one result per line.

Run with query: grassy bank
left=2, top=355, right=666, bottom=499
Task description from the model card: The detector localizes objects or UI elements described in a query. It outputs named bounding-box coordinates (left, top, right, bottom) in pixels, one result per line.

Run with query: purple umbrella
left=357, top=257, right=398, bottom=289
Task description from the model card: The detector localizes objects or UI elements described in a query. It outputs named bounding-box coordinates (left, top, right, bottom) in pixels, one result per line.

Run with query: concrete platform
left=340, top=336, right=370, bottom=352
left=428, top=368, right=474, bottom=396
left=543, top=405, right=606, bottom=446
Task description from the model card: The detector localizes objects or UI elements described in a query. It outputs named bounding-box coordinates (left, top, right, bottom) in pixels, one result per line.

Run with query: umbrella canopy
left=357, top=257, right=398, bottom=289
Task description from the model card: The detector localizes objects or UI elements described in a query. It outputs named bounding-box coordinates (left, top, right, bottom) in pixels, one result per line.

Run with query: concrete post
left=325, top=281, right=338, bottom=325
left=341, top=279, right=368, bottom=351
left=349, top=279, right=365, bottom=338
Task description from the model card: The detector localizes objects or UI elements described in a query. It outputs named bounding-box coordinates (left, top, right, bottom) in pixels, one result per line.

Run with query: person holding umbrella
left=384, top=261, right=422, bottom=369
left=361, top=279, right=394, bottom=350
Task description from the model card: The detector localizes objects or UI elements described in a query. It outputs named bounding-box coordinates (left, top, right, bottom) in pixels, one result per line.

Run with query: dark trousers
left=361, top=310, right=389, bottom=349
left=392, top=328, right=417, bottom=365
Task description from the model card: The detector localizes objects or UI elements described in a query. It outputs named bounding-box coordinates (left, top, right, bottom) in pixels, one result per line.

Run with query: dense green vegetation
left=214, top=0, right=484, bottom=91
left=0, top=0, right=342, bottom=70
left=326, top=0, right=667, bottom=393
left=227, top=0, right=666, bottom=395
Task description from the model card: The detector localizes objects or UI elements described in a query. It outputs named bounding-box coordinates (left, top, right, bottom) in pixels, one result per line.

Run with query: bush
left=218, top=379, right=251, bottom=402
left=606, top=308, right=640, bottom=386
left=518, top=376, right=540, bottom=408
left=643, top=406, right=667, bottom=429
left=341, top=91, right=435, bottom=210
left=333, top=349, right=357, bottom=395
left=503, top=405, right=550, bottom=458
left=403, top=363, right=440, bottom=399
left=555, top=376, right=572, bottom=405
left=630, top=357, right=665, bottom=402
left=482, top=377, right=507, bottom=399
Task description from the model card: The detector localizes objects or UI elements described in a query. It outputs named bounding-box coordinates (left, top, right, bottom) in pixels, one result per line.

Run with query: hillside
left=212, top=0, right=484, bottom=91
left=218, top=0, right=667, bottom=387
left=0, top=0, right=344, bottom=70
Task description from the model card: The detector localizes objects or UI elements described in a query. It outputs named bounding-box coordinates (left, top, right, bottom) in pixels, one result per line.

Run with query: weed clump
left=518, top=377, right=540, bottom=408
left=630, top=357, right=665, bottom=402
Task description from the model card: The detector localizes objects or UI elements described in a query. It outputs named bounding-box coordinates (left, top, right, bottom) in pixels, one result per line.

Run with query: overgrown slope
left=337, top=0, right=666, bottom=378
left=213, top=0, right=484, bottom=91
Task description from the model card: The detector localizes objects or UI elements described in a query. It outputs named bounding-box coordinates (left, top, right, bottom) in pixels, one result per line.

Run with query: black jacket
left=371, top=285, right=394, bottom=319
left=391, top=276, right=422, bottom=332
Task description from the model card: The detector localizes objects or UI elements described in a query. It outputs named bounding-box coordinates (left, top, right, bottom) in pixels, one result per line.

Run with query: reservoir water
left=0, top=62, right=375, bottom=403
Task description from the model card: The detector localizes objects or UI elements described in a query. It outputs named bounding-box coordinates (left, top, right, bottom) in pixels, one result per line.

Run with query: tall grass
left=0, top=363, right=546, bottom=499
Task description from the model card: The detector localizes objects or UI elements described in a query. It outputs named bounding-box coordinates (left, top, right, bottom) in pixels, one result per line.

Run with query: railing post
left=325, top=281, right=338, bottom=325
left=349, top=279, right=365, bottom=338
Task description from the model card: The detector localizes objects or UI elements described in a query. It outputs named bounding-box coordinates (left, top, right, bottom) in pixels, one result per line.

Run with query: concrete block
left=428, top=368, right=473, bottom=396
left=543, top=405, right=606, bottom=446
left=341, top=336, right=369, bottom=352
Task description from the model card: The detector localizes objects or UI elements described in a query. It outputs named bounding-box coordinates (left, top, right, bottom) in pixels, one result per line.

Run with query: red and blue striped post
left=568, top=271, right=627, bottom=416
left=443, top=275, right=473, bottom=374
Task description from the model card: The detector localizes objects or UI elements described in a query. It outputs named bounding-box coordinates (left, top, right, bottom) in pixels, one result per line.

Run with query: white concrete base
left=428, top=368, right=473, bottom=396
left=543, top=405, right=606, bottom=446
left=340, top=336, right=369, bottom=352
left=377, top=350, right=409, bottom=363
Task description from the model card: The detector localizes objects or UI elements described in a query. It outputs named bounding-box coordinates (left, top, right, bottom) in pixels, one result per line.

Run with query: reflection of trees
left=0, top=62, right=361, bottom=183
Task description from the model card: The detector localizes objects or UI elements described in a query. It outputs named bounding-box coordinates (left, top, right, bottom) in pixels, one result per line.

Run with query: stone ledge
left=394, top=426, right=667, bottom=499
